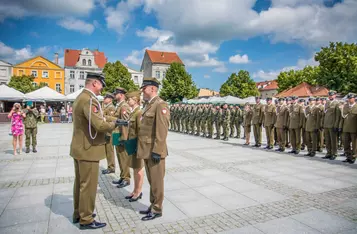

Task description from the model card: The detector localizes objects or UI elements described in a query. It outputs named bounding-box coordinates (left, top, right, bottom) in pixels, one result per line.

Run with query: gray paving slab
left=219, top=225, right=264, bottom=234
left=254, top=217, right=322, bottom=234
left=240, top=188, right=287, bottom=204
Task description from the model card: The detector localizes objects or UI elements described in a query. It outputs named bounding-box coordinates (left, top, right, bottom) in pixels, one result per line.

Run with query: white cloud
left=57, top=18, right=95, bottom=34
left=124, top=50, right=142, bottom=65
left=0, top=0, right=95, bottom=22
left=185, top=54, right=222, bottom=68
left=229, top=54, right=250, bottom=64
left=213, top=65, right=228, bottom=73
left=204, top=74, right=210, bottom=79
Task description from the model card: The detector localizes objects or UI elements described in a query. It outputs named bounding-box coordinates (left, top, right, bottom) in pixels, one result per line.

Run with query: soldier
left=243, top=103, right=253, bottom=145
left=305, top=97, right=321, bottom=157
left=200, top=103, right=208, bottom=137
left=275, top=98, right=289, bottom=152
left=340, top=93, right=357, bottom=164
left=23, top=102, right=39, bottom=153
left=138, top=77, right=170, bottom=221
left=322, top=90, right=341, bottom=160
left=221, top=103, right=230, bottom=141
left=285, top=97, right=292, bottom=149
left=338, top=100, right=345, bottom=151
left=263, top=97, right=276, bottom=149
left=234, top=105, right=243, bottom=138
left=195, top=104, right=202, bottom=136
left=112, top=87, right=132, bottom=188
left=214, top=104, right=222, bottom=139
left=102, top=94, right=116, bottom=174
left=229, top=104, right=236, bottom=137
left=300, top=99, right=307, bottom=151
left=189, top=104, right=196, bottom=135
left=316, top=97, right=325, bottom=152
left=273, top=99, right=279, bottom=146
left=206, top=104, right=214, bottom=138
left=252, top=97, right=264, bottom=147
left=288, top=96, right=304, bottom=154
left=71, top=72, right=116, bottom=229
left=169, top=104, right=175, bottom=131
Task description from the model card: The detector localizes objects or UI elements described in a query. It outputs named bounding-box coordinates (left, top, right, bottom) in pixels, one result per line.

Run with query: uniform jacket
left=221, top=108, right=230, bottom=124
left=23, top=108, right=39, bottom=128
left=288, top=103, right=304, bottom=129
left=323, top=99, right=341, bottom=129
left=244, top=109, right=253, bottom=127
left=275, top=104, right=289, bottom=129
left=252, top=103, right=264, bottom=125
left=305, top=105, right=322, bottom=132
left=70, top=89, right=116, bottom=161
left=114, top=101, right=130, bottom=141
left=137, top=96, right=170, bottom=159
left=339, top=103, right=357, bottom=133
left=128, top=106, right=142, bottom=139
left=263, top=104, right=276, bottom=127
left=103, top=103, right=115, bottom=137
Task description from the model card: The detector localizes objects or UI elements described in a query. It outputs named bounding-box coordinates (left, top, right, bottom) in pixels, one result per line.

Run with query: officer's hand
left=151, top=152, right=161, bottom=164
left=115, top=119, right=129, bottom=126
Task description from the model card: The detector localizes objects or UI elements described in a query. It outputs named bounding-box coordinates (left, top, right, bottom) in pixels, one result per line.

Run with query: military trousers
left=324, top=128, right=338, bottom=155
left=230, top=122, right=235, bottom=136
left=115, top=145, right=131, bottom=182
left=274, top=127, right=278, bottom=144
left=73, top=159, right=99, bottom=225
left=144, top=158, right=165, bottom=214
left=317, top=129, right=324, bottom=151
left=176, top=118, right=181, bottom=132
left=207, top=120, right=213, bottom=136
left=215, top=121, right=221, bottom=136
left=169, top=118, right=174, bottom=130
left=196, top=119, right=201, bottom=134
left=343, top=132, right=357, bottom=158
left=289, top=128, right=302, bottom=151
left=234, top=122, right=241, bottom=138
left=185, top=119, right=190, bottom=133
left=306, top=131, right=318, bottom=153
left=244, top=125, right=251, bottom=143
left=201, top=119, right=207, bottom=134
left=265, top=125, right=274, bottom=147
left=277, top=128, right=286, bottom=151
left=222, top=121, right=229, bottom=138
left=302, top=129, right=307, bottom=149
left=105, top=140, right=115, bottom=172
left=190, top=119, right=195, bottom=133
left=253, top=124, right=262, bottom=145
left=25, top=127, right=37, bottom=148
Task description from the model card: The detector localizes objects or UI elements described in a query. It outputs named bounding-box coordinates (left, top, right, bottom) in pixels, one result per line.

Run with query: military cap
left=291, top=96, right=298, bottom=100
left=244, top=102, right=250, bottom=106
left=298, top=99, right=306, bottom=103
left=255, top=96, right=261, bottom=100
left=104, top=93, right=114, bottom=99
left=278, top=97, right=285, bottom=101
left=126, top=90, right=141, bottom=99
left=328, top=90, right=337, bottom=96
left=113, top=87, right=127, bottom=95
left=308, top=97, right=316, bottom=101
left=347, top=93, right=356, bottom=99
left=315, top=97, right=321, bottom=101
left=140, top=77, right=160, bottom=88
left=86, top=72, right=106, bottom=87
left=266, top=97, right=272, bottom=101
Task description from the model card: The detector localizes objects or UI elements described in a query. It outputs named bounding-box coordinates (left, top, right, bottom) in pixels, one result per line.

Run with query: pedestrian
left=60, top=106, right=67, bottom=123
left=137, top=77, right=169, bottom=221
left=23, top=101, right=39, bottom=153
left=68, top=104, right=73, bottom=123
left=47, top=105, right=53, bottom=123
left=8, top=103, right=25, bottom=155
left=243, top=102, right=253, bottom=145
left=252, top=97, right=264, bottom=147
left=40, top=105, right=46, bottom=123
left=70, top=72, right=116, bottom=229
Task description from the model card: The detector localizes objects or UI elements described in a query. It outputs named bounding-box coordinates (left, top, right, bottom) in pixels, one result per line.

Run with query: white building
left=64, top=48, right=107, bottom=94
left=140, top=49, right=184, bottom=83
left=0, top=60, right=12, bottom=84
left=126, top=66, right=143, bottom=87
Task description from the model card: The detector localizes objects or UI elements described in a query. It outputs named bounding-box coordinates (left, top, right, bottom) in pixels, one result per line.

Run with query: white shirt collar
left=349, top=103, right=356, bottom=107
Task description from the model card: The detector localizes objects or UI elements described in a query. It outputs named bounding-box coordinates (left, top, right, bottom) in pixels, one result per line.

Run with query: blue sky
left=0, top=0, right=355, bottom=91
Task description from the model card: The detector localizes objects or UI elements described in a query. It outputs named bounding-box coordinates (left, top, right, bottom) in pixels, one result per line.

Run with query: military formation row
left=169, top=91, right=357, bottom=164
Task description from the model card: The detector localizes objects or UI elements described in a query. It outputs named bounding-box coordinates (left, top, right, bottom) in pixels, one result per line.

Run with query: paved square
left=0, top=124, right=356, bottom=233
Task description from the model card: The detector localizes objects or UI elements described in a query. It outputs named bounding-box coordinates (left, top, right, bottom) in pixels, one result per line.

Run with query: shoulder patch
left=161, top=108, right=168, bottom=115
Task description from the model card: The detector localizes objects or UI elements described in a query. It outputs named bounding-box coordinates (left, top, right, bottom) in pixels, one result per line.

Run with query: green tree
left=219, top=70, right=259, bottom=98
left=8, top=75, right=37, bottom=93
left=277, top=66, right=319, bottom=92
left=37, top=82, right=48, bottom=89
left=159, top=62, right=198, bottom=103
left=102, top=61, right=138, bottom=94
left=315, top=42, right=357, bottom=94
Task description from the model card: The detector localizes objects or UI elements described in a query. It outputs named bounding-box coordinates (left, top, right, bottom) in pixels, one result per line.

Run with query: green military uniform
left=206, top=104, right=214, bottom=138
left=195, top=105, right=203, bottom=136
left=221, top=105, right=230, bottom=141
left=169, top=105, right=175, bottom=131
left=316, top=99, right=325, bottom=151
left=102, top=96, right=116, bottom=173
left=229, top=105, right=236, bottom=137
left=200, top=105, right=207, bottom=137
left=234, top=106, right=243, bottom=138
left=288, top=98, right=305, bottom=154
left=263, top=100, right=276, bottom=149
left=252, top=100, right=264, bottom=147
left=300, top=100, right=307, bottom=150
left=244, top=104, right=253, bottom=144
left=23, top=105, right=39, bottom=152
left=305, top=99, right=322, bottom=156
left=275, top=99, right=289, bottom=152
left=189, top=105, right=196, bottom=134
left=214, top=105, right=222, bottom=139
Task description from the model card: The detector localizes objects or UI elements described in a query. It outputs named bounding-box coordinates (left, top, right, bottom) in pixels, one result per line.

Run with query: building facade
left=126, top=66, right=143, bottom=87
left=13, top=56, right=64, bottom=94
left=0, top=60, right=12, bottom=84
left=64, top=48, right=107, bottom=94
left=140, top=49, right=183, bottom=83
left=256, top=80, right=279, bottom=98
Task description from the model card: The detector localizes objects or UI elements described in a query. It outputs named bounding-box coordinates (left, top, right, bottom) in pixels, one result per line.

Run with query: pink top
left=10, top=112, right=24, bottom=136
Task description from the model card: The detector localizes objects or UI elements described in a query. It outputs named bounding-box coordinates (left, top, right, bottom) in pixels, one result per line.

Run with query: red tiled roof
left=275, top=82, right=329, bottom=98
left=256, top=80, right=278, bottom=91
left=146, top=49, right=183, bottom=65
left=64, top=49, right=107, bottom=68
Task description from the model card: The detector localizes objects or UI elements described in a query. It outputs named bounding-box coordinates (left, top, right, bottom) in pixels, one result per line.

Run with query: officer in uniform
left=275, top=98, right=289, bottom=152
left=316, top=97, right=325, bottom=151
left=288, top=96, right=304, bottom=154
left=214, top=103, right=222, bottom=139
left=137, top=77, right=170, bottom=221
left=263, top=97, right=276, bottom=149
left=189, top=104, right=196, bottom=135
left=23, top=102, right=39, bottom=153
left=169, top=104, right=175, bottom=131
left=234, top=105, right=243, bottom=138
left=200, top=103, right=207, bottom=137
left=229, top=104, right=236, bottom=137
left=305, top=97, right=321, bottom=157
left=221, top=103, right=230, bottom=141
left=340, top=93, right=357, bottom=164
left=243, top=102, right=253, bottom=145
left=112, top=87, right=132, bottom=188
left=102, top=93, right=116, bottom=174
left=252, top=97, right=264, bottom=147
left=71, top=72, right=116, bottom=229
left=300, top=99, right=307, bottom=151
left=206, top=104, right=214, bottom=138
left=322, top=90, right=341, bottom=160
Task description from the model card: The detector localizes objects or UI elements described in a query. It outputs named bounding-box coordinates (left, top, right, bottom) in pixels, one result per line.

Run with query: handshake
left=115, top=119, right=129, bottom=126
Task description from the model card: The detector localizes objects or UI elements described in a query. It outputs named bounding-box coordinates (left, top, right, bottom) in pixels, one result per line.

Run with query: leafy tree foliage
left=102, top=61, right=138, bottom=94
left=277, top=66, right=319, bottom=92
left=219, top=70, right=259, bottom=98
left=160, top=62, right=198, bottom=103
left=8, top=75, right=37, bottom=93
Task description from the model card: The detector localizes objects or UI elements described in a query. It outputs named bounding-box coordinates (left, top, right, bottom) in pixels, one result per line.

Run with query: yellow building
left=13, top=56, right=65, bottom=94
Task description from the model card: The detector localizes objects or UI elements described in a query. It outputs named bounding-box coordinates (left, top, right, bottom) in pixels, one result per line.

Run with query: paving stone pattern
left=0, top=124, right=356, bottom=233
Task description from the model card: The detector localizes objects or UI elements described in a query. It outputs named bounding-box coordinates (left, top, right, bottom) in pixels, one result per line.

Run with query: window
left=56, top=84, right=61, bottom=92
left=155, top=71, right=160, bottom=79
left=31, top=70, right=38, bottom=77
left=88, top=59, right=92, bottom=66
left=70, top=70, right=75, bottom=79
left=79, top=85, right=84, bottom=89
left=42, top=71, right=49, bottom=78
left=55, top=71, right=61, bottom=78
left=70, top=85, right=75, bottom=93
left=32, top=82, right=37, bottom=87
left=0, top=69, right=6, bottom=77
left=18, top=70, right=24, bottom=76
left=134, top=75, right=138, bottom=84
left=79, top=71, right=85, bottom=79
left=163, top=71, right=166, bottom=79
left=82, top=59, right=86, bottom=66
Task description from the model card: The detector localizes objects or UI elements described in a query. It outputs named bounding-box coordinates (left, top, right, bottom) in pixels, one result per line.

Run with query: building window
left=134, top=75, right=138, bottom=84
left=18, top=70, right=24, bottom=76
left=56, top=84, right=61, bottom=92
left=70, top=70, right=75, bottom=79
left=79, top=85, right=84, bottom=89
left=55, top=71, right=61, bottom=78
left=155, top=71, right=160, bottom=79
left=32, top=82, right=37, bottom=87
left=42, top=71, right=49, bottom=78
left=163, top=71, right=166, bottom=79
left=88, top=59, right=92, bottom=66
left=79, top=71, right=85, bottom=79
left=31, top=70, right=38, bottom=77
left=0, top=69, right=6, bottom=77
left=82, top=59, right=86, bottom=66
left=70, top=85, right=75, bottom=93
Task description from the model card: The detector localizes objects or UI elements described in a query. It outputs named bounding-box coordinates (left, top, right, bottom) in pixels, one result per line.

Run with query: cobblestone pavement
left=0, top=124, right=356, bottom=234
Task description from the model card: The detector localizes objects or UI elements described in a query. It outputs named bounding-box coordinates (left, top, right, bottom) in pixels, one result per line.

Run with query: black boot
left=26, top=148, right=30, bottom=153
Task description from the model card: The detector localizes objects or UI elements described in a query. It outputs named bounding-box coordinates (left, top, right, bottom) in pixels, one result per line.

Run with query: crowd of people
left=169, top=91, right=357, bottom=164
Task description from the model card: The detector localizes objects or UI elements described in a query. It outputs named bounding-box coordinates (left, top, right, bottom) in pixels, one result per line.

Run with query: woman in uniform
left=244, top=102, right=253, bottom=145
left=125, top=91, right=144, bottom=202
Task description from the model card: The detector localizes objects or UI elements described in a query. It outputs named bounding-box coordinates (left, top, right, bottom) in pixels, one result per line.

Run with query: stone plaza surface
left=0, top=123, right=356, bottom=234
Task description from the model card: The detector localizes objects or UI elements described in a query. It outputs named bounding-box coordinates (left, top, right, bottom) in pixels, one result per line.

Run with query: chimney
left=54, top=53, right=59, bottom=64
left=161, top=52, right=164, bottom=57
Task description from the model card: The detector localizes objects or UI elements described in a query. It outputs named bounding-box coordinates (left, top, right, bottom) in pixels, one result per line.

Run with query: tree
left=219, top=70, right=259, bottom=98
left=277, top=66, right=319, bottom=92
left=37, top=82, right=48, bottom=89
left=102, top=61, right=138, bottom=94
left=315, top=42, right=357, bottom=94
left=8, top=75, right=37, bottom=93
left=159, top=62, right=198, bottom=103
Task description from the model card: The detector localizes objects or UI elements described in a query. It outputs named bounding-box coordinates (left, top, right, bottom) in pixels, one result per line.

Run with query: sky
left=0, top=0, right=356, bottom=91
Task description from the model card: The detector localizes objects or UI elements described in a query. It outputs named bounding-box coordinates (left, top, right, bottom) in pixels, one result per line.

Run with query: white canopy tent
left=242, top=96, right=267, bottom=105
left=24, top=86, right=67, bottom=102
left=0, top=84, right=25, bottom=101
left=66, top=88, right=84, bottom=101
left=223, top=96, right=245, bottom=105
